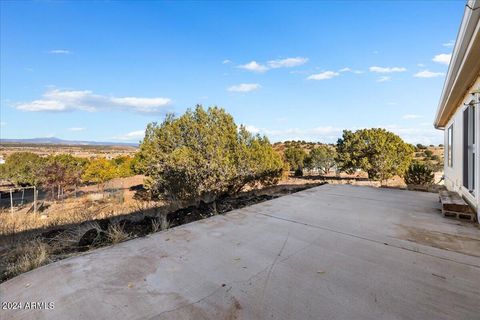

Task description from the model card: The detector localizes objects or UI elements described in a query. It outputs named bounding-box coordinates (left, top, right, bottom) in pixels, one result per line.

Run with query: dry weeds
left=107, top=223, right=130, bottom=244
left=0, top=195, right=159, bottom=238
left=3, top=239, right=50, bottom=280
left=151, top=219, right=161, bottom=233
left=51, top=222, right=103, bottom=250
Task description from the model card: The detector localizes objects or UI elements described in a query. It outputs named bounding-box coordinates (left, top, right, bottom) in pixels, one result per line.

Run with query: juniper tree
left=336, top=128, right=414, bottom=181
left=283, top=146, right=307, bottom=171
left=304, top=145, right=337, bottom=174
left=0, top=152, right=44, bottom=186
left=137, top=105, right=284, bottom=205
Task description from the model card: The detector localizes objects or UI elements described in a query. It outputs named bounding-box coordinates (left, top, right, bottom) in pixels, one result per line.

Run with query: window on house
left=447, top=124, right=453, bottom=167
left=463, top=104, right=476, bottom=193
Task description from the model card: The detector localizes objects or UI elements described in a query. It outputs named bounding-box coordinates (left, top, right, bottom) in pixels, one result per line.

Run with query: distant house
left=434, top=0, right=479, bottom=219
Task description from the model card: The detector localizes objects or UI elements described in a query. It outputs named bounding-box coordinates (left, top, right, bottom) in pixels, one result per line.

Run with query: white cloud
left=413, top=70, right=445, bottom=78
left=238, top=57, right=308, bottom=73
left=432, top=53, right=451, bottom=65
left=307, top=71, right=339, bottom=80
left=68, top=127, right=86, bottom=132
left=222, top=59, right=232, bottom=64
left=237, top=61, right=268, bottom=73
left=382, top=124, right=442, bottom=145
left=402, top=114, right=421, bottom=119
left=339, top=67, right=363, bottom=74
left=49, top=49, right=71, bottom=54
left=417, top=63, right=426, bottom=67
left=244, top=125, right=261, bottom=134
left=244, top=125, right=343, bottom=142
left=377, top=76, right=391, bottom=82
left=114, top=130, right=145, bottom=141
left=227, top=83, right=261, bottom=93
left=443, top=40, right=455, bottom=47
left=16, top=89, right=172, bottom=114
left=267, top=57, right=308, bottom=69
left=240, top=124, right=442, bottom=144
left=369, top=66, right=407, bottom=73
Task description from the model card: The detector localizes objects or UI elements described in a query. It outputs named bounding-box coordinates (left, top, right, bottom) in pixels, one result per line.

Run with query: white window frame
left=447, top=124, right=453, bottom=167
left=464, top=104, right=476, bottom=194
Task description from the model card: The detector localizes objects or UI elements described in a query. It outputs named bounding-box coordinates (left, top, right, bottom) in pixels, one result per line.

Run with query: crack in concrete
left=258, top=212, right=480, bottom=269
left=262, top=233, right=289, bottom=294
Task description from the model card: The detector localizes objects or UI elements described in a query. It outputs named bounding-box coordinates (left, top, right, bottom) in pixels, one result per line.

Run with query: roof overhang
left=434, top=0, right=480, bottom=129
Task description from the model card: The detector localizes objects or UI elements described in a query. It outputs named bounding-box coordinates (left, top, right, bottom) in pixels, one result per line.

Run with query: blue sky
left=0, top=1, right=464, bottom=144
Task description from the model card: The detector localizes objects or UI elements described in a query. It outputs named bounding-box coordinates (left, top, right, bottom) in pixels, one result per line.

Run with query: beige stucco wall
left=443, top=75, right=479, bottom=214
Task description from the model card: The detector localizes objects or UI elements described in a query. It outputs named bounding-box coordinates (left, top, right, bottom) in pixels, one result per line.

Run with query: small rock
left=78, top=228, right=99, bottom=248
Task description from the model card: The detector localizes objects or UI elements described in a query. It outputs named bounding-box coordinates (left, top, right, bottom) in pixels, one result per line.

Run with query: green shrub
left=137, top=105, right=284, bottom=204
left=336, top=128, right=414, bottom=181
left=404, top=162, right=434, bottom=186
left=111, top=156, right=135, bottom=177
left=304, top=145, right=336, bottom=174
left=284, top=146, right=307, bottom=171
left=82, top=158, right=117, bottom=188
left=0, top=152, right=44, bottom=186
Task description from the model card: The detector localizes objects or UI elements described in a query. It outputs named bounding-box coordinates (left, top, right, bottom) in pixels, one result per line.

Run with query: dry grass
left=107, top=223, right=130, bottom=244
left=50, top=222, right=103, bottom=251
left=151, top=213, right=171, bottom=233
left=0, top=195, right=160, bottom=238
left=151, top=219, right=161, bottom=233
left=3, top=239, right=50, bottom=280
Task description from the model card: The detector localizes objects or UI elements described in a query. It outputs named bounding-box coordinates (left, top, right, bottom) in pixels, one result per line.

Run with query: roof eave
left=434, top=0, right=480, bottom=129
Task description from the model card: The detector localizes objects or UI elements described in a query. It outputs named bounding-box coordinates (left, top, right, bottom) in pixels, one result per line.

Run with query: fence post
left=34, top=186, right=38, bottom=214
left=10, top=189, right=13, bottom=215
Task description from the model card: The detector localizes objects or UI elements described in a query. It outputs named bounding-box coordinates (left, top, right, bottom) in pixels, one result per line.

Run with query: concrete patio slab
left=1, top=184, right=479, bottom=319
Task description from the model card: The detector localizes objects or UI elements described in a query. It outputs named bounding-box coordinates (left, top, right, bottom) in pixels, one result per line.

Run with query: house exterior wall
left=443, top=75, right=479, bottom=217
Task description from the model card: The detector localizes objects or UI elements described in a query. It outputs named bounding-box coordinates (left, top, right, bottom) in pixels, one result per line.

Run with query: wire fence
left=0, top=186, right=39, bottom=214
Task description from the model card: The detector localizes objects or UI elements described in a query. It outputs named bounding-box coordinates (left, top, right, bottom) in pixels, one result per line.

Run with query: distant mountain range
left=0, top=137, right=139, bottom=147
